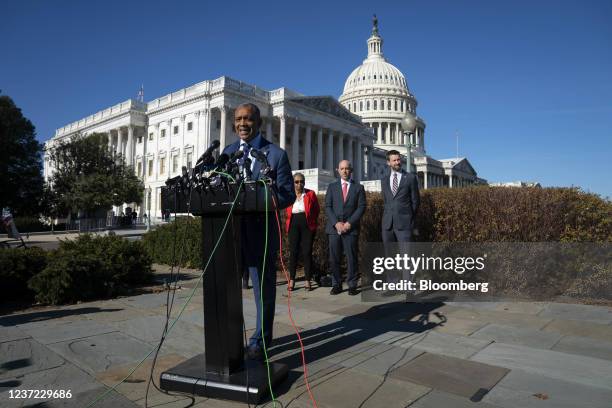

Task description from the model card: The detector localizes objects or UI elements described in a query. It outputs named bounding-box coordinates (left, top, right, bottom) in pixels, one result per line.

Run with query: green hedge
left=145, top=187, right=611, bottom=273
left=0, top=247, right=47, bottom=300
left=141, top=217, right=202, bottom=268
left=27, top=234, right=153, bottom=305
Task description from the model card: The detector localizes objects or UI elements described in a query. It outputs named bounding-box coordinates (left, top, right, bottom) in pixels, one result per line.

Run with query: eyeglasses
left=294, top=180, right=305, bottom=184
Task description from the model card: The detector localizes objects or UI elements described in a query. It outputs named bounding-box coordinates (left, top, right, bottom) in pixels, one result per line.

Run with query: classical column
left=203, top=108, right=211, bottom=150
left=291, top=121, right=299, bottom=168
left=355, top=140, right=362, bottom=181
left=337, top=132, right=344, bottom=163
left=377, top=122, right=382, bottom=144
left=326, top=129, right=334, bottom=171
left=180, top=115, right=186, bottom=169
left=266, top=120, right=273, bottom=141
left=108, top=130, right=113, bottom=152
left=194, top=110, right=201, bottom=160
left=142, top=126, right=148, bottom=179
left=304, top=124, right=312, bottom=169
left=367, top=146, right=373, bottom=179
left=219, top=106, right=227, bottom=150
left=166, top=120, right=172, bottom=178
left=115, top=128, right=122, bottom=158
left=424, top=171, right=429, bottom=189
left=279, top=114, right=287, bottom=150
left=127, top=125, right=134, bottom=166
left=347, top=135, right=353, bottom=167
left=316, top=127, right=323, bottom=169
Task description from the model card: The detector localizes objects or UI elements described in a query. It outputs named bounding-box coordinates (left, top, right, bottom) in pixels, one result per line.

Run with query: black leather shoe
left=330, top=286, right=342, bottom=295
left=348, top=288, right=359, bottom=296
left=246, top=346, right=264, bottom=361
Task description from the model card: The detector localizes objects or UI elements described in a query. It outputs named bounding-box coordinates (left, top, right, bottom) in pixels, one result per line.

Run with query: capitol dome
left=339, top=16, right=426, bottom=156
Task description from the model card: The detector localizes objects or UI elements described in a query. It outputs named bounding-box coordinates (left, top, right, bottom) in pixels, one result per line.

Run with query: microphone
left=214, top=153, right=230, bottom=170
left=251, top=148, right=271, bottom=175
left=243, top=157, right=252, bottom=181
left=230, top=149, right=244, bottom=162
left=196, top=140, right=220, bottom=165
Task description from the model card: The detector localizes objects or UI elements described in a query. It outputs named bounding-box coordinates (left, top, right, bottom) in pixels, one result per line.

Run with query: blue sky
left=2, top=0, right=611, bottom=198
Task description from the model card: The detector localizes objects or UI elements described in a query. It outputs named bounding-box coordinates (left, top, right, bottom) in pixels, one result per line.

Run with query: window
left=359, top=101, right=363, bottom=111
left=353, top=102, right=356, bottom=111
left=401, top=101, right=404, bottom=112
left=381, top=99, right=385, bottom=110
left=161, top=129, right=166, bottom=138
left=148, top=159, right=153, bottom=177
left=173, top=125, right=179, bottom=135
left=137, top=135, right=143, bottom=144
left=187, top=122, right=193, bottom=131
left=366, top=100, right=370, bottom=110
left=388, top=100, right=392, bottom=110
left=172, top=155, right=179, bottom=173
left=137, top=161, right=142, bottom=177
left=373, top=100, right=377, bottom=110
left=159, top=157, right=166, bottom=174
left=149, top=132, right=154, bottom=141
left=186, top=152, right=193, bottom=169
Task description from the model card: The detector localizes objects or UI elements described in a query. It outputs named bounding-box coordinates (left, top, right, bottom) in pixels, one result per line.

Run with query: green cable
left=258, top=179, right=277, bottom=406
left=85, top=179, right=245, bottom=408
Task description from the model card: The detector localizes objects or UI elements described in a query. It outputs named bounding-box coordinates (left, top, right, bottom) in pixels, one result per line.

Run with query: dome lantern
left=367, top=14, right=384, bottom=59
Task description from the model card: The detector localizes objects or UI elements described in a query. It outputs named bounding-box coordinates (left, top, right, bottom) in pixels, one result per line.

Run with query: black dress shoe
left=348, top=288, right=359, bottom=296
left=246, top=346, right=264, bottom=361
left=330, top=286, right=342, bottom=295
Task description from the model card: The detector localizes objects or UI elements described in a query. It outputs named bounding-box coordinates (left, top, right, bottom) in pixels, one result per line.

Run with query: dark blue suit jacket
left=222, top=133, right=295, bottom=266
left=324, top=179, right=366, bottom=236
left=381, top=170, right=420, bottom=231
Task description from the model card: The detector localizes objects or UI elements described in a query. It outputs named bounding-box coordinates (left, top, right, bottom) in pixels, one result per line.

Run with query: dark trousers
left=247, top=250, right=277, bottom=349
left=328, top=233, right=359, bottom=289
left=288, top=213, right=315, bottom=281
left=382, top=228, right=413, bottom=243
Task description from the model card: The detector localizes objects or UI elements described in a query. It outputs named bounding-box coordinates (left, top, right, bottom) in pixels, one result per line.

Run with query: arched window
left=395, top=100, right=398, bottom=111
left=388, top=100, right=392, bottom=110
left=359, top=101, right=363, bottom=111
left=353, top=102, right=357, bottom=111
left=366, top=100, right=370, bottom=110
left=401, top=101, right=404, bottom=112
left=374, top=74, right=377, bottom=79
left=373, top=100, right=377, bottom=110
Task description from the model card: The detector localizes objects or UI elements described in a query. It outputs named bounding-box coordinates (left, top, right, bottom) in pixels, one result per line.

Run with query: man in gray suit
left=381, top=150, right=420, bottom=242
left=325, top=160, right=366, bottom=296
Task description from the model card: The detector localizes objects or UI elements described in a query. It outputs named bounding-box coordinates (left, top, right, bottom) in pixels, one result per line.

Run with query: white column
left=347, top=135, right=353, bottom=168
left=355, top=140, right=362, bottom=181
left=219, top=106, right=227, bottom=150
left=142, top=126, right=148, bottom=180
left=194, top=110, right=201, bottom=160
left=279, top=114, right=287, bottom=150
left=367, top=146, right=373, bottom=179
left=424, top=172, right=429, bottom=189
left=304, top=124, right=312, bottom=169
left=266, top=120, right=273, bottom=141
left=291, top=121, right=299, bottom=168
left=337, top=132, right=344, bottom=163
left=108, top=130, right=112, bottom=152
left=326, top=129, right=334, bottom=171
left=377, top=123, right=382, bottom=144
left=203, top=108, right=211, bottom=149
left=166, top=120, right=172, bottom=178
left=316, top=127, right=323, bottom=169
left=127, top=125, right=134, bottom=166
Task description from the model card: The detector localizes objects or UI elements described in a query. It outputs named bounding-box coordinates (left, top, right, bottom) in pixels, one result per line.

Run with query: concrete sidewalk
left=1, top=269, right=612, bottom=407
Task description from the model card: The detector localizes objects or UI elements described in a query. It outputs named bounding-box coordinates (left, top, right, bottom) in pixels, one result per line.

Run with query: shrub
left=141, top=217, right=202, bottom=268
left=141, top=186, right=611, bottom=280
left=28, top=234, right=153, bottom=304
left=0, top=247, right=47, bottom=301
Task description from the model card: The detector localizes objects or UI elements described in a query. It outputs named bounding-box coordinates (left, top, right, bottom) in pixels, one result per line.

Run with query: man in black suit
left=325, top=160, right=366, bottom=296
left=381, top=150, right=420, bottom=242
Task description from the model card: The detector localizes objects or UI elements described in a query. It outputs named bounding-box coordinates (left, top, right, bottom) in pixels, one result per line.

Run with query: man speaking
left=222, top=103, right=295, bottom=360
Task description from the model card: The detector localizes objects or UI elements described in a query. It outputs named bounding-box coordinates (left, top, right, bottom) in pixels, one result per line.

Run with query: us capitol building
left=43, top=17, right=484, bottom=218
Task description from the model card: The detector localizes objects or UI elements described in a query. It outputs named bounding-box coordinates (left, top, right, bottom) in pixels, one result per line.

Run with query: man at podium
left=222, top=103, right=295, bottom=360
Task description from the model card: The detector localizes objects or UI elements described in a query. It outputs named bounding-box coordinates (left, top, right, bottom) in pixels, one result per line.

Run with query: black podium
left=158, top=181, right=288, bottom=404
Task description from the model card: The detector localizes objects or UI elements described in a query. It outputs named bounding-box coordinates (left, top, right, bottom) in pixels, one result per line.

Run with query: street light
left=400, top=112, right=417, bottom=173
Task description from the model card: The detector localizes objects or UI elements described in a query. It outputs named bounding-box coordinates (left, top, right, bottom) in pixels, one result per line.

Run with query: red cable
left=271, top=195, right=319, bottom=408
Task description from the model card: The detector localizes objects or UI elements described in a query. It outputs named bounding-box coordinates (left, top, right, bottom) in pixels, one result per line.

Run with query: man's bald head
left=337, top=160, right=353, bottom=181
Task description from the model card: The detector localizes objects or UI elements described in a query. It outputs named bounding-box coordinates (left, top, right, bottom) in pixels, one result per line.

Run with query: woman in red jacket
left=285, top=172, right=320, bottom=291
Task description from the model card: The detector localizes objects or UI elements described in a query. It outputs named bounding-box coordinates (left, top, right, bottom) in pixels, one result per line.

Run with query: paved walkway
left=1, top=268, right=612, bottom=408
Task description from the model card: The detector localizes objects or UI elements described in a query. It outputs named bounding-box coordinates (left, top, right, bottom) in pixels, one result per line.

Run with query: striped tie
left=392, top=173, right=398, bottom=196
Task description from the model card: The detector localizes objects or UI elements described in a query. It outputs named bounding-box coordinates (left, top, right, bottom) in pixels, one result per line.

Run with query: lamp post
left=400, top=113, right=417, bottom=173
